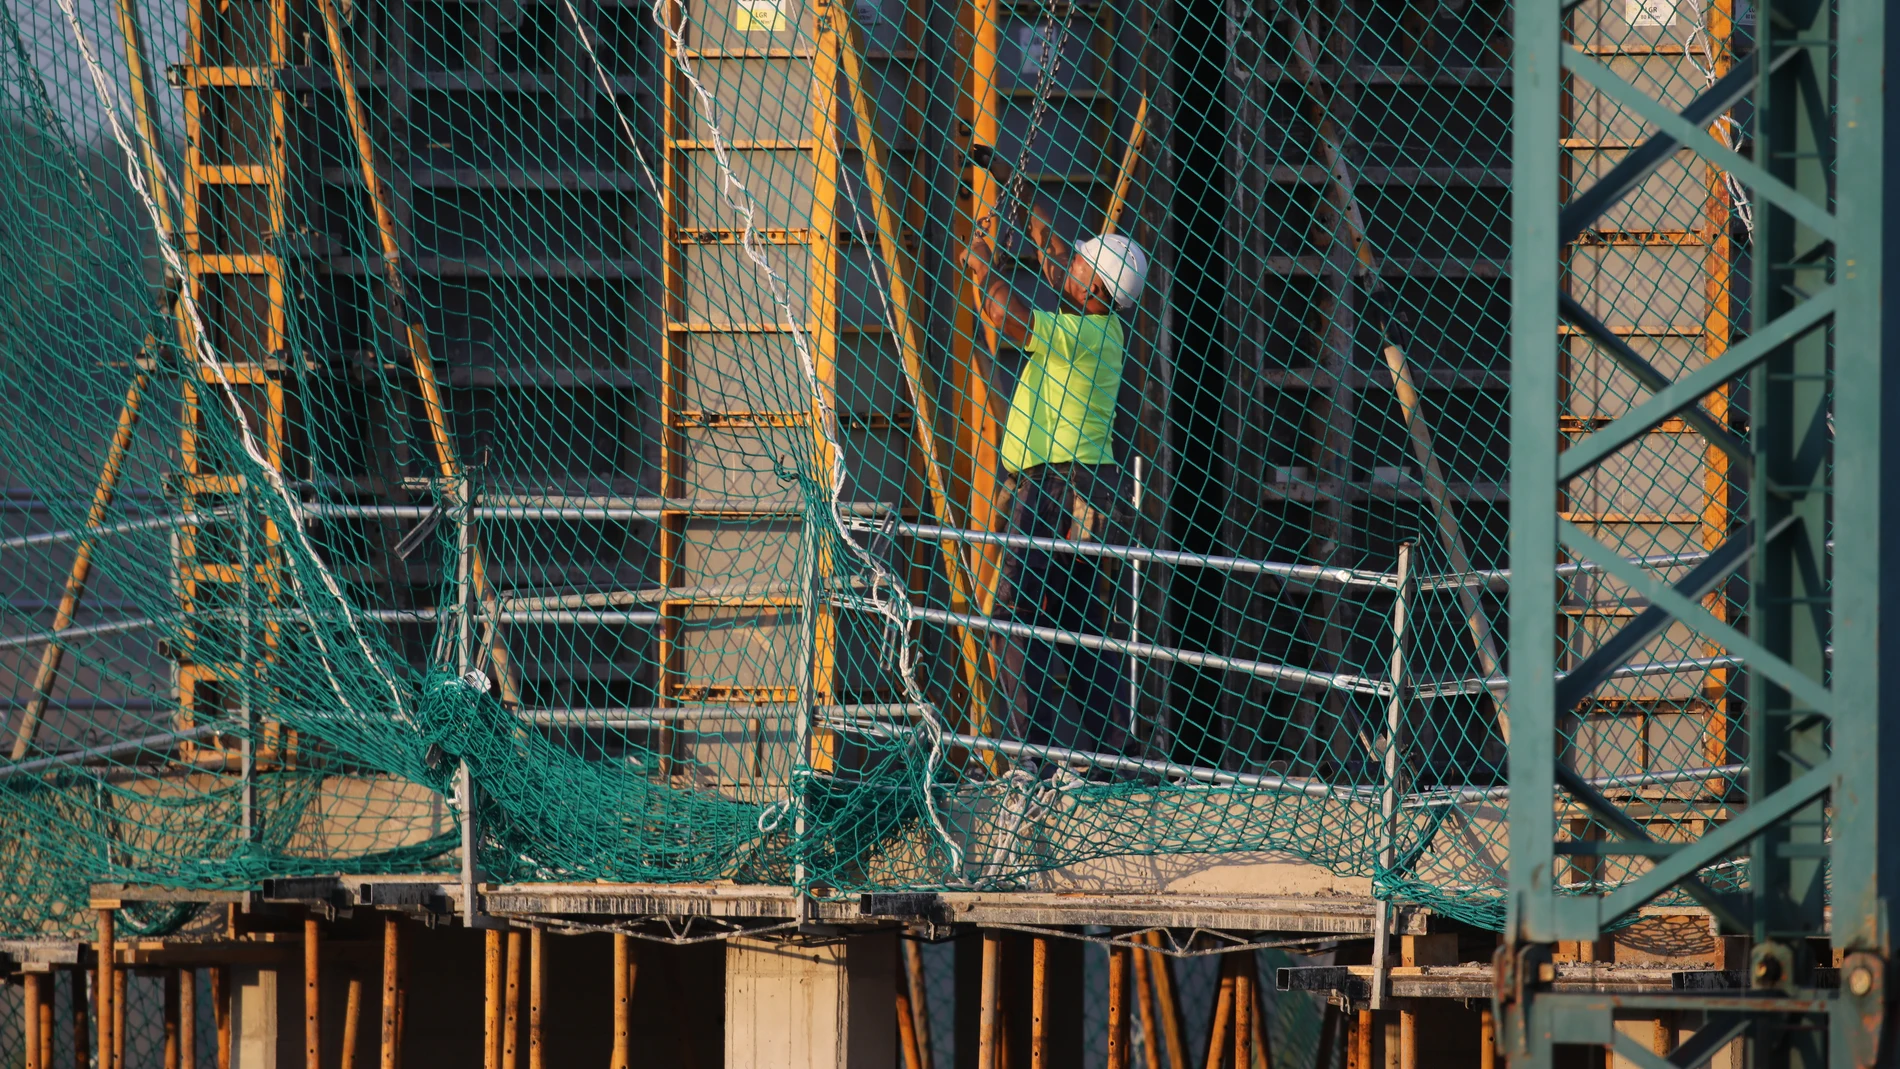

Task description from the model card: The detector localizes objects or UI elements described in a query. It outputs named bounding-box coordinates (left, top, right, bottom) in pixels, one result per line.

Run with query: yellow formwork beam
left=805, top=12, right=847, bottom=771
left=949, top=0, right=1009, bottom=769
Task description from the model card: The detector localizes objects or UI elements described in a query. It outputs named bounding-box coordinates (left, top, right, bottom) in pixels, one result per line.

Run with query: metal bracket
left=259, top=876, right=353, bottom=921
left=859, top=892, right=953, bottom=940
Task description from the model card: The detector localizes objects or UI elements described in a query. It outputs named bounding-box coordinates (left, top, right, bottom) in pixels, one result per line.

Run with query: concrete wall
left=725, top=931, right=896, bottom=1069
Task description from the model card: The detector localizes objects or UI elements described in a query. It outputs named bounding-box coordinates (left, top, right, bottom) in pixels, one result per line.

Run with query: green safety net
left=0, top=0, right=1752, bottom=940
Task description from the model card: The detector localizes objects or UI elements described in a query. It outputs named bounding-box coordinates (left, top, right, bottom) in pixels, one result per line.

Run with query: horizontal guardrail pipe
left=0, top=511, right=227, bottom=552
left=6, top=503, right=1737, bottom=602
left=1415, top=548, right=1718, bottom=592
left=857, top=519, right=1399, bottom=589
left=360, top=608, right=663, bottom=625
left=0, top=617, right=157, bottom=651
left=896, top=603, right=1394, bottom=696
left=0, top=608, right=1755, bottom=710
left=825, top=711, right=1741, bottom=808
left=0, top=725, right=221, bottom=782
left=1402, top=763, right=1745, bottom=808
left=305, top=500, right=896, bottom=522
left=518, top=703, right=923, bottom=728
left=821, top=713, right=1384, bottom=801
left=1414, top=654, right=1747, bottom=698
left=0, top=704, right=1739, bottom=813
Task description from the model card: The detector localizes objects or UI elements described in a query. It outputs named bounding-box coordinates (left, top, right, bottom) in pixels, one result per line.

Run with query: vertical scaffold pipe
left=380, top=918, right=400, bottom=1069
left=610, top=934, right=632, bottom=1069
left=306, top=917, right=322, bottom=1069
left=74, top=969, right=92, bottom=1069
left=163, top=968, right=178, bottom=1069
left=977, top=931, right=1000, bottom=1069
left=96, top=909, right=115, bottom=1069
left=1130, top=944, right=1160, bottom=1069
left=179, top=969, right=196, bottom=1069
left=37, top=973, right=53, bottom=1069
left=214, top=965, right=231, bottom=1069
left=484, top=928, right=503, bottom=1069
left=24, top=971, right=42, bottom=1069
left=1142, top=933, right=1189, bottom=1069
left=896, top=942, right=925, bottom=1069
left=1233, top=957, right=1253, bottom=1069
left=528, top=925, right=545, bottom=1069
left=341, top=976, right=362, bottom=1069
left=1371, top=541, right=1412, bottom=1012
left=502, top=928, right=522, bottom=1069
left=1106, top=943, right=1130, bottom=1069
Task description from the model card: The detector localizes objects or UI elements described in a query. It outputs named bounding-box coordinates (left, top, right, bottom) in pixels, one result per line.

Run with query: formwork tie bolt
left=1848, top=967, right=1875, bottom=997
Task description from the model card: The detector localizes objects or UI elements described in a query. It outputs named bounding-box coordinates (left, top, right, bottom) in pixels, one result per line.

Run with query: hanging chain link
left=976, top=0, right=1076, bottom=244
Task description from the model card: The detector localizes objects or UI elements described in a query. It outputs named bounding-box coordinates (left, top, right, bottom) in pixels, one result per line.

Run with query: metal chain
left=977, top=0, right=1076, bottom=243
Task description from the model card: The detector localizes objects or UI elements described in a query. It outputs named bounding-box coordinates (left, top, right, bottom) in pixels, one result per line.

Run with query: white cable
left=560, top=0, right=665, bottom=202
left=1675, top=1, right=1753, bottom=236
left=560, top=0, right=963, bottom=871
left=51, top=0, right=408, bottom=724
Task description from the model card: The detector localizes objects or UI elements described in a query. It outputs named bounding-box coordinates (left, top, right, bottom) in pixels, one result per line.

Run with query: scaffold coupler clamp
left=1492, top=940, right=1551, bottom=1064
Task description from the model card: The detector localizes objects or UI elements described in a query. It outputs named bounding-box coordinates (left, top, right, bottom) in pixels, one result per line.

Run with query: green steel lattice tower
left=1503, top=0, right=1897, bottom=1064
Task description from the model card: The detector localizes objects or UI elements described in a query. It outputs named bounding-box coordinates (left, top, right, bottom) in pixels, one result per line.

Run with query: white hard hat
left=1073, top=234, right=1149, bottom=309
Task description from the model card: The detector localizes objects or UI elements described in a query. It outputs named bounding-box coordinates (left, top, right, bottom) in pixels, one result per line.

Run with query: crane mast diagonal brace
left=1501, top=0, right=1895, bottom=1063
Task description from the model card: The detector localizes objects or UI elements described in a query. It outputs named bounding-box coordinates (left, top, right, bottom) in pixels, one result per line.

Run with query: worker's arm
left=1026, top=203, right=1074, bottom=293
left=960, top=234, right=1036, bottom=347
left=988, top=158, right=1073, bottom=294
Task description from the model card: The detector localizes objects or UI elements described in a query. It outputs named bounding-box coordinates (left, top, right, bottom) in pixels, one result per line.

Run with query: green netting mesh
left=0, top=0, right=1748, bottom=937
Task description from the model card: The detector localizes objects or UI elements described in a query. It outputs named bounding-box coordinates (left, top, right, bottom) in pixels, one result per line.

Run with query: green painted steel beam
left=1561, top=48, right=1837, bottom=240
left=1503, top=0, right=1562, bottom=963
left=1504, top=0, right=1892, bottom=1061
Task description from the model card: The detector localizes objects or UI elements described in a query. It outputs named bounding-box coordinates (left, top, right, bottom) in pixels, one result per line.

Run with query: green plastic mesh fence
left=0, top=972, right=185, bottom=1069
left=0, top=0, right=1747, bottom=935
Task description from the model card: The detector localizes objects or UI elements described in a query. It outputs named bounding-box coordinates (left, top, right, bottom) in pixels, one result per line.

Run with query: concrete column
left=725, top=931, right=895, bottom=1069
left=229, top=966, right=300, bottom=1069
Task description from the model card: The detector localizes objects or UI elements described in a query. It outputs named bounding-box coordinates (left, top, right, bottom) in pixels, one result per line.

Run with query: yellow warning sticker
left=736, top=0, right=788, bottom=31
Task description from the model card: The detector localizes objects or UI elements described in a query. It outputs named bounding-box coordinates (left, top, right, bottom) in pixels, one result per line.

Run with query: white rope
left=559, top=0, right=963, bottom=872
left=51, top=0, right=408, bottom=724
left=1675, top=0, right=1754, bottom=235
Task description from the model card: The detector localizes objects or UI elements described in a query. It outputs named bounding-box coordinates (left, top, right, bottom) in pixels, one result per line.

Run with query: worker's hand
left=961, top=235, right=994, bottom=277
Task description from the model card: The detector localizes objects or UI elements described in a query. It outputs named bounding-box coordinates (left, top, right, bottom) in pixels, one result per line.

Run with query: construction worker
left=959, top=155, right=1150, bottom=769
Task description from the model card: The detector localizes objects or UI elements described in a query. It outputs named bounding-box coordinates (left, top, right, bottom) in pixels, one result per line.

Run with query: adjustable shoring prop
left=1275, top=2, right=1508, bottom=742
left=949, top=0, right=1090, bottom=768
left=830, top=0, right=1004, bottom=762
left=10, top=0, right=190, bottom=760
left=313, top=0, right=521, bottom=707
left=9, top=371, right=150, bottom=761
left=1101, top=95, right=1149, bottom=238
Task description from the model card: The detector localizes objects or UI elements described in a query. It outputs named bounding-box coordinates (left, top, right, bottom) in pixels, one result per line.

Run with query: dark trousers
left=993, top=463, right=1129, bottom=758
